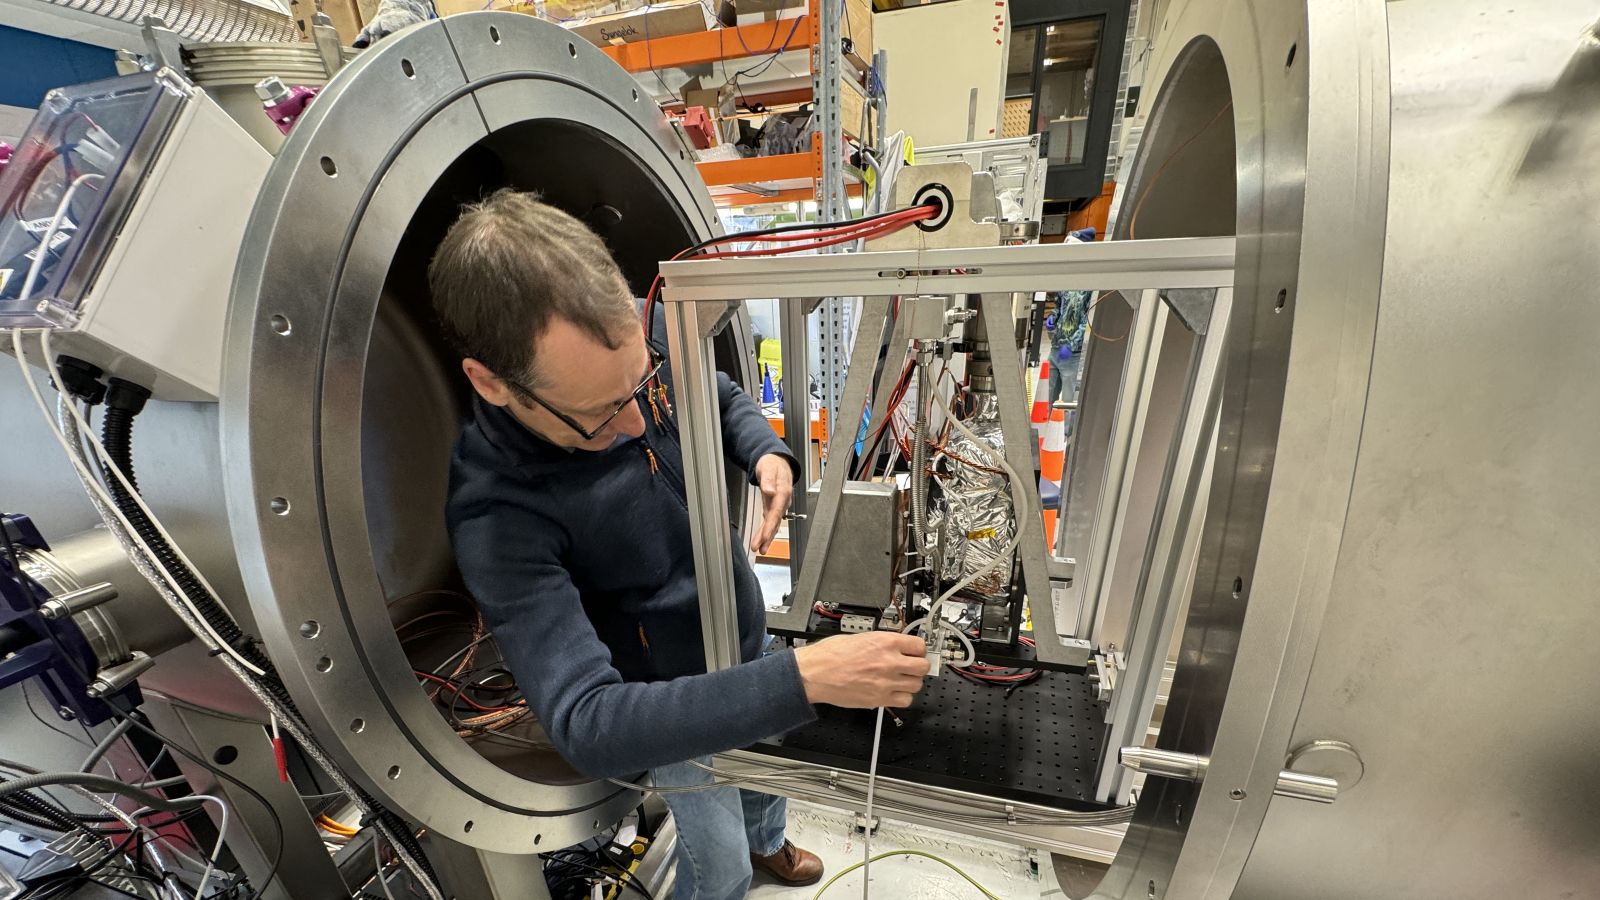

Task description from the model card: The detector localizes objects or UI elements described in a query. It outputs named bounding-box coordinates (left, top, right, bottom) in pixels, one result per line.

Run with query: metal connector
left=85, top=651, right=154, bottom=698
left=38, top=582, right=117, bottom=621
left=839, top=614, right=876, bottom=634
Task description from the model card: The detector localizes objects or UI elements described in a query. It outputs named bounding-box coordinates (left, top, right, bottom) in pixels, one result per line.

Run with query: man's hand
left=794, top=632, right=930, bottom=709
left=751, top=453, right=794, bottom=553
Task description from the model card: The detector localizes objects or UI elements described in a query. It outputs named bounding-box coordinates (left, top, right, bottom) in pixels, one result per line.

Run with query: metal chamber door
left=222, top=13, right=760, bottom=852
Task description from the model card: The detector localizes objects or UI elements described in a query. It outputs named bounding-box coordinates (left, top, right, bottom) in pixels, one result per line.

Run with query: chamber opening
left=357, top=119, right=714, bottom=784
left=1116, top=38, right=1236, bottom=243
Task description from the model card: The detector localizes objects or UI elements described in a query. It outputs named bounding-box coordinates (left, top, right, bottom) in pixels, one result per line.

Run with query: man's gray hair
left=428, top=189, right=638, bottom=388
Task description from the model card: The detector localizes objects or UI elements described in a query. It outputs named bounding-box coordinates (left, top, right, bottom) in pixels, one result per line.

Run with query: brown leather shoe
left=751, top=839, right=824, bottom=886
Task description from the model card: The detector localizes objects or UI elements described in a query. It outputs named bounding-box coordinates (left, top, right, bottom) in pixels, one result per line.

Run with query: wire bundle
left=0, top=761, right=236, bottom=900
left=394, top=598, right=536, bottom=739
left=8, top=174, right=442, bottom=898
left=951, top=632, right=1042, bottom=687
left=639, top=203, right=939, bottom=334
left=542, top=845, right=654, bottom=900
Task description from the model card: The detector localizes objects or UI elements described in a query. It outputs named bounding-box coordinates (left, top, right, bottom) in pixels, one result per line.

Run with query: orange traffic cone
left=1040, top=406, right=1067, bottom=483
left=1040, top=406, right=1067, bottom=552
left=1030, top=360, right=1051, bottom=424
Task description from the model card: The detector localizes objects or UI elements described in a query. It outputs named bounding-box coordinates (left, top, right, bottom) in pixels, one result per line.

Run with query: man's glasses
left=505, top=350, right=664, bottom=442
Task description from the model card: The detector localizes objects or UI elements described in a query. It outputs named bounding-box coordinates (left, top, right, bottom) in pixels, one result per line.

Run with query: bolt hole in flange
left=912, top=183, right=954, bottom=232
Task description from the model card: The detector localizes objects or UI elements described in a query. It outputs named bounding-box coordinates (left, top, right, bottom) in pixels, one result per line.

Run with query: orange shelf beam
left=696, top=151, right=815, bottom=187
left=601, top=16, right=813, bottom=72
left=714, top=183, right=863, bottom=207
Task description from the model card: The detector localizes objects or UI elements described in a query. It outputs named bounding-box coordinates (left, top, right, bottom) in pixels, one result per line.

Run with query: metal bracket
left=1091, top=652, right=1118, bottom=703
left=311, top=14, right=346, bottom=79
left=696, top=299, right=742, bottom=338
left=1160, top=288, right=1216, bottom=335
left=139, top=18, right=185, bottom=73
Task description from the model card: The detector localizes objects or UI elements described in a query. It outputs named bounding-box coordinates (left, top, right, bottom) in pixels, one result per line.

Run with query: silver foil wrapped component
left=933, top=395, right=1014, bottom=599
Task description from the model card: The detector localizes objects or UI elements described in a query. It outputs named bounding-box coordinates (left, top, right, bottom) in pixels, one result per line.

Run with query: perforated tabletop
left=754, top=667, right=1112, bottom=811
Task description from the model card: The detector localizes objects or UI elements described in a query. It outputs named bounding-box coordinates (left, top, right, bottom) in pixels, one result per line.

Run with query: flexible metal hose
left=37, top=0, right=299, bottom=43
left=909, top=359, right=931, bottom=552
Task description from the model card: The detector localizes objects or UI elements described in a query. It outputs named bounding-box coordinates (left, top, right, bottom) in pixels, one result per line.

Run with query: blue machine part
left=0, top=513, right=140, bottom=726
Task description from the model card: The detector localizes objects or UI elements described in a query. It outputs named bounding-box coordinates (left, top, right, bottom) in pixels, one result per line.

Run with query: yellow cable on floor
left=812, top=849, right=1005, bottom=900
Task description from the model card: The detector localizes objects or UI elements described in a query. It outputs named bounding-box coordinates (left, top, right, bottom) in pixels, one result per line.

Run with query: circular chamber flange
left=223, top=13, right=756, bottom=851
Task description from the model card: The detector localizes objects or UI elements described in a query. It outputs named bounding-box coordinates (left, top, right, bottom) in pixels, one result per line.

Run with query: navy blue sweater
left=445, top=336, right=816, bottom=778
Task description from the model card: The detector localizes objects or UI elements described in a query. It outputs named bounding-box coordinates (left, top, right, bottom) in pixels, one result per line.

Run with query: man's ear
left=462, top=358, right=513, bottom=408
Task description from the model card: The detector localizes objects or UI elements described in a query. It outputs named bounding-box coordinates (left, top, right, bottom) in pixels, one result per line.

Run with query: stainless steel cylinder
left=1086, top=1, right=1600, bottom=898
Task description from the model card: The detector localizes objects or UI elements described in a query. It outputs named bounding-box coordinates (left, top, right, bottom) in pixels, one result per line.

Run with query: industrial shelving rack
left=598, top=0, right=881, bottom=208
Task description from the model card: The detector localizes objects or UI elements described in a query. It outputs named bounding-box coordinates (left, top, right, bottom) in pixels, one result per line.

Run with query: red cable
left=642, top=205, right=938, bottom=327
left=694, top=209, right=937, bottom=259
left=722, top=205, right=934, bottom=243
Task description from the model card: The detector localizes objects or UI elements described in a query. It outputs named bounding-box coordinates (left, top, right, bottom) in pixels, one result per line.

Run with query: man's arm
left=715, top=371, right=797, bottom=552
left=716, top=370, right=796, bottom=482
left=452, top=494, right=817, bottom=779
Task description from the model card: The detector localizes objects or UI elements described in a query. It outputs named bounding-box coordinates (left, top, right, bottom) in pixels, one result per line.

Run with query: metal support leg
left=664, top=301, right=742, bottom=672
left=781, top=296, right=895, bottom=625
left=976, top=294, right=1081, bottom=666
left=1095, top=289, right=1232, bottom=803
left=1066, top=290, right=1163, bottom=642
left=781, top=301, right=813, bottom=578
left=143, top=694, right=345, bottom=900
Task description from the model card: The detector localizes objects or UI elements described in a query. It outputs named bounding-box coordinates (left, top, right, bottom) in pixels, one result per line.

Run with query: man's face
left=464, top=317, right=650, bottom=451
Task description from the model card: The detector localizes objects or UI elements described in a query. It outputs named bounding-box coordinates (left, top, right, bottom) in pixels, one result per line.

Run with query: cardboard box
left=736, top=0, right=802, bottom=14
left=432, top=0, right=538, bottom=17
left=839, top=76, right=866, bottom=140
left=843, top=0, right=873, bottom=68
left=566, top=0, right=722, bottom=47
left=289, top=0, right=365, bottom=45
left=735, top=4, right=803, bottom=27
left=547, top=0, right=637, bottom=20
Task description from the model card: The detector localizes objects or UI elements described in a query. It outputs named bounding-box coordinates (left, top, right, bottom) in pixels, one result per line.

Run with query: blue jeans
left=652, top=757, right=787, bottom=900
left=1048, top=351, right=1082, bottom=404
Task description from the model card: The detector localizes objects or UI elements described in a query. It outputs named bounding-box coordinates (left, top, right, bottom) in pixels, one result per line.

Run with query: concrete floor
left=746, top=800, right=1061, bottom=899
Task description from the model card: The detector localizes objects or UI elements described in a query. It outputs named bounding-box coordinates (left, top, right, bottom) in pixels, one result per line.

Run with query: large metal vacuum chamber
left=1, top=0, right=1597, bottom=897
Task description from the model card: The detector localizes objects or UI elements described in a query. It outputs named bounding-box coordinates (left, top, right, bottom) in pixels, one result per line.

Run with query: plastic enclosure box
left=0, top=71, right=188, bottom=328
left=0, top=70, right=272, bottom=400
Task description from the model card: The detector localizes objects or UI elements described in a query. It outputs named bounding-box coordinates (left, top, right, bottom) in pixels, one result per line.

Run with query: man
left=1045, top=229, right=1096, bottom=408
left=430, top=190, right=930, bottom=899
left=1045, top=290, right=1088, bottom=406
